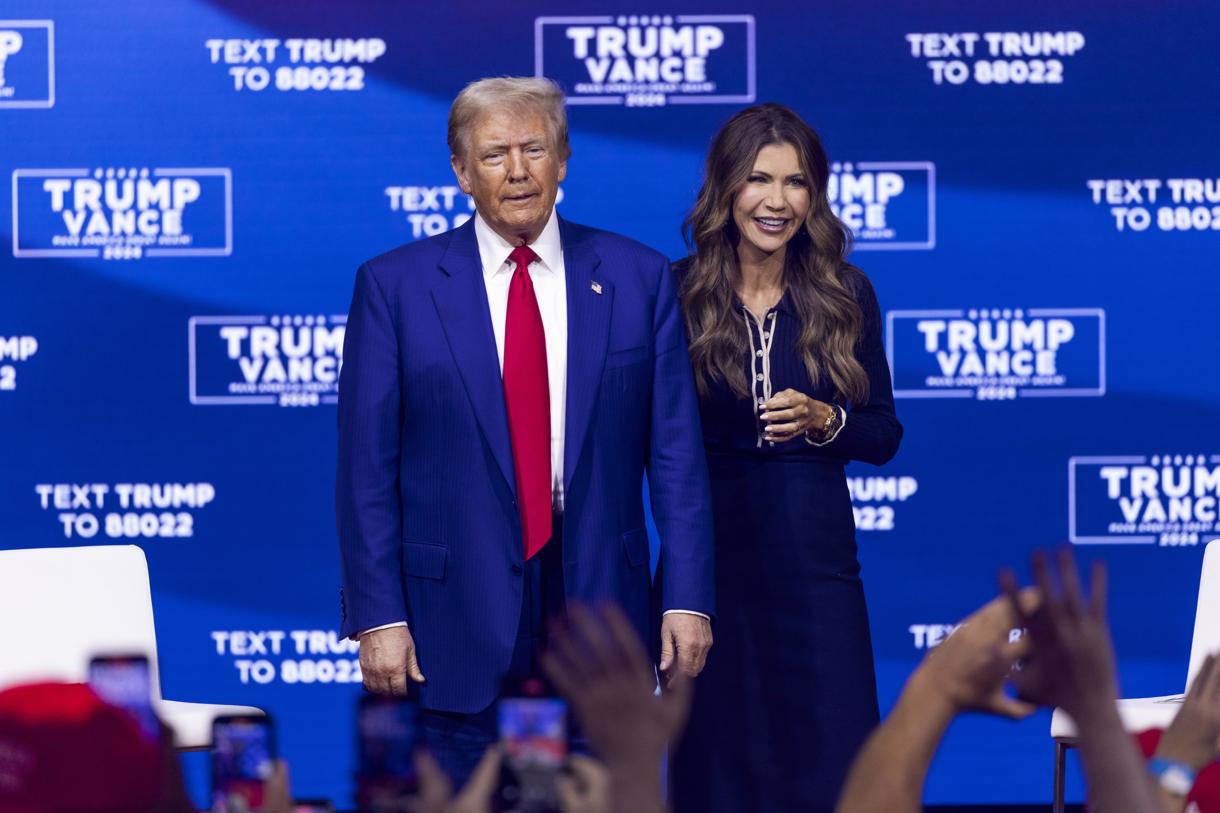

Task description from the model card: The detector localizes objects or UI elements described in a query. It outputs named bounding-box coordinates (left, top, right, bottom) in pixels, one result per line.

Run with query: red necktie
left=503, top=244, right=552, bottom=560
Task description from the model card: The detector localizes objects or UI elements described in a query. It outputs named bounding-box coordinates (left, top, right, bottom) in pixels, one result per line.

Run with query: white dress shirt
left=358, top=209, right=705, bottom=637
left=475, top=209, right=568, bottom=511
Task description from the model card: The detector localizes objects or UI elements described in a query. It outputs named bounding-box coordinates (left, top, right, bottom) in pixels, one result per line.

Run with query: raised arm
left=837, top=591, right=1037, bottom=813
left=1001, top=550, right=1163, bottom=813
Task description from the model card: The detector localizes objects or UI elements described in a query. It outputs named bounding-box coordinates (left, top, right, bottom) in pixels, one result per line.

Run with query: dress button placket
left=744, top=304, right=778, bottom=449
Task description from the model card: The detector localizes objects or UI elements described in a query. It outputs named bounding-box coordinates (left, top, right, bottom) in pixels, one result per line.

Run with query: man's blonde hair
left=448, top=77, right=571, bottom=161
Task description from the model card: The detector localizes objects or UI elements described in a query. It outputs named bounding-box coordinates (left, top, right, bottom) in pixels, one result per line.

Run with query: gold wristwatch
left=808, top=405, right=843, bottom=443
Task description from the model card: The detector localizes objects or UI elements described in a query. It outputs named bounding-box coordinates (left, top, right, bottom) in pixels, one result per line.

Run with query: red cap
left=0, top=682, right=162, bottom=812
left=1138, top=728, right=1220, bottom=812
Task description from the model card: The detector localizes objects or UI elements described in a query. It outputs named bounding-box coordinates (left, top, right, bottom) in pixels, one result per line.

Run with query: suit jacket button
left=511, top=565, right=523, bottom=576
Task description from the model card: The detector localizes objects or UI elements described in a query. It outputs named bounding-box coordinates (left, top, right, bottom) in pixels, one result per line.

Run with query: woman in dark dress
left=670, top=104, right=903, bottom=813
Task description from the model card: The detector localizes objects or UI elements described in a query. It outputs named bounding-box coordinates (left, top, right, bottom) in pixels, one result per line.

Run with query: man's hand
left=1158, top=652, right=1220, bottom=771
left=659, top=612, right=712, bottom=684
left=911, top=589, right=1040, bottom=719
left=999, top=548, right=1118, bottom=721
left=359, top=625, right=425, bottom=695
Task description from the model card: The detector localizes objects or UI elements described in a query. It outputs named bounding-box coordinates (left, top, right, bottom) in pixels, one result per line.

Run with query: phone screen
left=356, top=695, right=420, bottom=807
left=212, top=715, right=274, bottom=813
left=496, top=694, right=568, bottom=813
left=87, top=655, right=158, bottom=742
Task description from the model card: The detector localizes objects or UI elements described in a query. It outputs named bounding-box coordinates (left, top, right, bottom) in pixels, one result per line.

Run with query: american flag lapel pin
left=591, top=281, right=603, bottom=295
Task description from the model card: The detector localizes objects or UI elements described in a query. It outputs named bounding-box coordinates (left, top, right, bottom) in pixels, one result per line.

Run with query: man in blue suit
left=337, top=77, right=714, bottom=781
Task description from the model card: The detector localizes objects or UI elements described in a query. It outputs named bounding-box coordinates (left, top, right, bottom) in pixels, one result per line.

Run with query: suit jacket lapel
left=561, top=219, right=612, bottom=493
left=432, top=220, right=517, bottom=497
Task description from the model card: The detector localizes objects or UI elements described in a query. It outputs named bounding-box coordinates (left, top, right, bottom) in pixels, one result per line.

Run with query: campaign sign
left=0, top=20, right=53, bottom=108
left=535, top=14, right=755, bottom=106
left=831, top=162, right=935, bottom=250
left=887, top=308, right=1105, bottom=400
left=189, top=315, right=346, bottom=408
left=1069, top=454, right=1220, bottom=547
left=12, top=167, right=232, bottom=260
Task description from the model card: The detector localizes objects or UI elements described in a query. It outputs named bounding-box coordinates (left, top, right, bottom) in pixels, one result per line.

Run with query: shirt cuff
left=357, top=621, right=408, bottom=639
left=805, top=405, right=847, bottom=447
left=663, top=609, right=711, bottom=621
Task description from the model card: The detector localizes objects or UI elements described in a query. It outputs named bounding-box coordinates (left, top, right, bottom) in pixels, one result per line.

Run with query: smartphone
left=355, top=694, right=421, bottom=810
left=87, top=654, right=159, bottom=742
left=495, top=677, right=569, bottom=813
left=212, top=714, right=275, bottom=813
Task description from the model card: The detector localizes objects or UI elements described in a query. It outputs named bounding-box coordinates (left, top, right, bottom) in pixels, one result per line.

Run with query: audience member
left=838, top=549, right=1164, bottom=813
left=1000, top=550, right=1161, bottom=813
left=412, top=746, right=501, bottom=813
left=1143, top=652, right=1220, bottom=813
left=407, top=602, right=687, bottom=813
left=555, top=755, right=611, bottom=813
left=0, top=681, right=190, bottom=813
left=17, top=570, right=1220, bottom=813
left=543, top=603, right=693, bottom=813
left=835, top=586, right=1038, bottom=813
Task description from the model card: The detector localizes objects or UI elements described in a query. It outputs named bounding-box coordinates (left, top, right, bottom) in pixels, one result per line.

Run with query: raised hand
left=1001, top=549, right=1163, bottom=813
left=414, top=744, right=501, bottom=813
left=837, top=588, right=1037, bottom=813
left=543, top=603, right=690, bottom=813
left=556, top=754, right=611, bottom=813
left=999, top=548, right=1117, bottom=721
left=913, top=589, right=1040, bottom=719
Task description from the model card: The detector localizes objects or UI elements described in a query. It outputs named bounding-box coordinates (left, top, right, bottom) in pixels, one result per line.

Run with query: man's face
left=451, top=107, right=566, bottom=244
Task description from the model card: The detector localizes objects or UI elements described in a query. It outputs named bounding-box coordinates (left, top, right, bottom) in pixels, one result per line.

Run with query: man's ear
left=451, top=154, right=471, bottom=195
left=557, top=158, right=567, bottom=184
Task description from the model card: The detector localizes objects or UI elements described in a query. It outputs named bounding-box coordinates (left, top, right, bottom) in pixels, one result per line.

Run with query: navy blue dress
left=671, top=265, right=902, bottom=813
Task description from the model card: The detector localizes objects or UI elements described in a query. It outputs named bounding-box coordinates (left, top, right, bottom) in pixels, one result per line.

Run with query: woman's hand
left=760, top=388, right=833, bottom=443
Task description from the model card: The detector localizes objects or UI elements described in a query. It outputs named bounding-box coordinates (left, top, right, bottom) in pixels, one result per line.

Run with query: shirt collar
left=736, top=288, right=797, bottom=318
left=474, top=208, right=562, bottom=279
left=773, top=288, right=797, bottom=317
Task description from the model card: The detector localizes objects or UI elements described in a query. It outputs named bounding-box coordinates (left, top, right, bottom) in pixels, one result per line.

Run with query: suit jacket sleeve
left=646, top=255, right=715, bottom=618
left=336, top=261, right=407, bottom=639
left=819, top=270, right=903, bottom=466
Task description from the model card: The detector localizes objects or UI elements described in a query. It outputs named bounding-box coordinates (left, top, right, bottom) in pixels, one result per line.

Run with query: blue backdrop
left=4, top=0, right=1220, bottom=806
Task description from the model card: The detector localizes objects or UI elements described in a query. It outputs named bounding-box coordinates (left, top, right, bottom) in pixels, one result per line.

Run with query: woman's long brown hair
left=680, top=103, right=869, bottom=405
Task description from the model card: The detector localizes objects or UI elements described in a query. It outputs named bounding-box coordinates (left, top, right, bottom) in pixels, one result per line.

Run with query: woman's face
left=731, top=142, right=811, bottom=261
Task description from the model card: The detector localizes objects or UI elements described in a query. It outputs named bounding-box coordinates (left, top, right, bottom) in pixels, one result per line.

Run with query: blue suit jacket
left=336, top=216, right=714, bottom=713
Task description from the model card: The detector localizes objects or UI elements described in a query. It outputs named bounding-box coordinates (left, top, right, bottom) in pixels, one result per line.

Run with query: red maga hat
left=0, top=682, right=162, bottom=813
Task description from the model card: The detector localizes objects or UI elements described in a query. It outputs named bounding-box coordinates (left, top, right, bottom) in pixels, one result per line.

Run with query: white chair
left=1050, top=539, right=1220, bottom=812
left=0, top=544, right=263, bottom=749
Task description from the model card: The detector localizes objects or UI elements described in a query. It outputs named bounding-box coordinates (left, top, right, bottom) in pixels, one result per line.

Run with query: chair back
left=0, top=545, right=163, bottom=697
left=1186, top=539, right=1220, bottom=690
